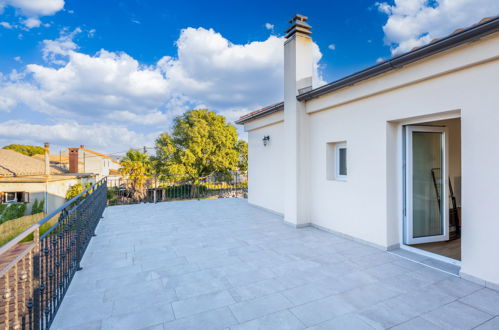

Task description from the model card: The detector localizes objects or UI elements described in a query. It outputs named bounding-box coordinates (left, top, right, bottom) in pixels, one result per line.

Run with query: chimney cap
left=289, top=14, right=308, bottom=24
left=285, top=14, right=312, bottom=39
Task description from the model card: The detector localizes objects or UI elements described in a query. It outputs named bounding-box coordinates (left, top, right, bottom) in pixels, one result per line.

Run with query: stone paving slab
left=50, top=198, right=498, bottom=330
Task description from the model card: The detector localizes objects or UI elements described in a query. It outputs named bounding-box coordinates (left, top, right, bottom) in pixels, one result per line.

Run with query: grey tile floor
left=51, top=199, right=499, bottom=330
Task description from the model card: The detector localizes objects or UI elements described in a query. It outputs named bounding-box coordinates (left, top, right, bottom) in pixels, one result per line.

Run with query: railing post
left=153, top=176, right=157, bottom=204
left=32, top=227, right=40, bottom=329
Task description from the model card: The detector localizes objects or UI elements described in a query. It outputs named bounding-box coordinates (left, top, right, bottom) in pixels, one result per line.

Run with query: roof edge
left=297, top=15, right=499, bottom=102
left=235, top=102, right=284, bottom=125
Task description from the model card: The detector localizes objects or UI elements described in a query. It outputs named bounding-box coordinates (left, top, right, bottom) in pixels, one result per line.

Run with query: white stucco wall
left=246, top=112, right=285, bottom=215
left=243, top=32, right=499, bottom=286
left=306, top=49, right=499, bottom=285
left=0, top=176, right=95, bottom=215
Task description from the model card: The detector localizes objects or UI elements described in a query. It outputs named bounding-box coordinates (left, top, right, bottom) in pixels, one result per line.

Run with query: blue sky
left=0, top=0, right=498, bottom=155
left=0, top=0, right=389, bottom=81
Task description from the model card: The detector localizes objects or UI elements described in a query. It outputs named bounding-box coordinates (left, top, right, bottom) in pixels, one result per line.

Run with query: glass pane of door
left=409, top=129, right=447, bottom=242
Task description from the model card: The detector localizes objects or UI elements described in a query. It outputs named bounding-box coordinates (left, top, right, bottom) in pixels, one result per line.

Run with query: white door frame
left=405, top=125, right=449, bottom=245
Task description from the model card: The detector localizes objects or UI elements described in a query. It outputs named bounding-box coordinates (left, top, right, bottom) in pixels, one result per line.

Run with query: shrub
left=1, top=203, right=27, bottom=223
left=66, top=182, right=92, bottom=200
left=0, top=204, right=7, bottom=216
left=107, top=187, right=119, bottom=206
left=31, top=199, right=45, bottom=215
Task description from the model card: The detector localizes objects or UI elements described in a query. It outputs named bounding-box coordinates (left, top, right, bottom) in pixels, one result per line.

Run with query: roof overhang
left=236, top=16, right=499, bottom=125
left=297, top=16, right=499, bottom=102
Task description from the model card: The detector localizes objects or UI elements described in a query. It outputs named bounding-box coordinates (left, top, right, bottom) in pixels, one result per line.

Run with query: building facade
left=237, top=15, right=499, bottom=288
left=0, top=149, right=95, bottom=215
left=68, top=145, right=120, bottom=178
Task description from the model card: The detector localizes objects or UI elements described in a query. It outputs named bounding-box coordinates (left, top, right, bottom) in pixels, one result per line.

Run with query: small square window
left=336, top=144, right=347, bottom=180
left=326, top=141, right=347, bottom=181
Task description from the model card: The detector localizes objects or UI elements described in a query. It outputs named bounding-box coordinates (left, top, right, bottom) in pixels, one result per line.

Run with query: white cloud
left=265, top=23, right=274, bottom=30
left=0, top=95, right=16, bottom=111
left=0, top=26, right=325, bottom=151
left=158, top=27, right=287, bottom=110
left=376, top=57, right=384, bottom=63
left=0, top=120, right=156, bottom=153
left=106, top=110, right=169, bottom=125
left=0, top=0, right=65, bottom=29
left=328, top=44, right=336, bottom=50
left=376, top=0, right=499, bottom=55
left=0, top=21, right=12, bottom=28
left=23, top=17, right=41, bottom=28
left=41, top=28, right=80, bottom=64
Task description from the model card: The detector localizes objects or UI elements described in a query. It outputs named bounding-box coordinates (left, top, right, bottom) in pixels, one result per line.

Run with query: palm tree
left=119, top=149, right=151, bottom=202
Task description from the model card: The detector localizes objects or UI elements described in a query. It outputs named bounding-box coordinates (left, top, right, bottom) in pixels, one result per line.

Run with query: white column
left=283, top=15, right=314, bottom=226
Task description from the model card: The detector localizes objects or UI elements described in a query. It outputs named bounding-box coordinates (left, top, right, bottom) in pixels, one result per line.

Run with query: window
left=326, top=141, right=347, bottom=181
left=5, top=192, right=17, bottom=203
left=2, top=192, right=29, bottom=203
left=336, top=144, right=347, bottom=180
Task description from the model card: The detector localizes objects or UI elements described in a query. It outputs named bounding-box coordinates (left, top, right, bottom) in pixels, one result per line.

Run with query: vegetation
left=3, top=144, right=45, bottom=156
left=235, top=140, right=248, bottom=172
left=154, top=109, right=246, bottom=179
left=0, top=203, right=27, bottom=223
left=31, top=199, right=45, bottom=215
left=66, top=182, right=92, bottom=200
left=106, top=110, right=248, bottom=204
left=119, top=149, right=152, bottom=201
left=107, top=187, right=119, bottom=206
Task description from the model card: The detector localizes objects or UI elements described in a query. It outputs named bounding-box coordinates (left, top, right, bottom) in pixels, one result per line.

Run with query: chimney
left=283, top=14, right=313, bottom=226
left=44, top=142, right=50, bottom=176
left=284, top=14, right=314, bottom=94
left=68, top=147, right=79, bottom=173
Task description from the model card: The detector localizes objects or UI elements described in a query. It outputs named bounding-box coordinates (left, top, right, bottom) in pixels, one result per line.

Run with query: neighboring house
left=0, top=149, right=95, bottom=214
left=68, top=145, right=120, bottom=178
left=237, top=15, right=499, bottom=288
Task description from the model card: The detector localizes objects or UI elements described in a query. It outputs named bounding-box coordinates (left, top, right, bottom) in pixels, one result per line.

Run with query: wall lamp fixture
left=262, top=135, right=270, bottom=147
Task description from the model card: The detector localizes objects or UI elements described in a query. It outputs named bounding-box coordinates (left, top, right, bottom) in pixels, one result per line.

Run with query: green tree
left=155, top=109, right=244, bottom=181
left=235, top=140, right=248, bottom=172
left=3, top=144, right=45, bottom=156
left=119, top=149, right=151, bottom=201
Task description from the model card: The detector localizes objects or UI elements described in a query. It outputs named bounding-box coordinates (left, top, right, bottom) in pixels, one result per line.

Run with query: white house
left=0, top=149, right=95, bottom=214
left=237, top=15, right=499, bottom=289
left=68, top=145, right=120, bottom=178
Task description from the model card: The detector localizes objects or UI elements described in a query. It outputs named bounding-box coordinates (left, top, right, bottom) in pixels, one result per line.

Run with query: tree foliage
left=154, top=109, right=246, bottom=181
left=119, top=149, right=151, bottom=201
left=3, top=144, right=45, bottom=156
left=235, top=140, right=248, bottom=172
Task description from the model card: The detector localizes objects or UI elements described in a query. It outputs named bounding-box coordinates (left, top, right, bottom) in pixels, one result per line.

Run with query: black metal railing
left=0, top=177, right=107, bottom=329
left=107, top=172, right=247, bottom=205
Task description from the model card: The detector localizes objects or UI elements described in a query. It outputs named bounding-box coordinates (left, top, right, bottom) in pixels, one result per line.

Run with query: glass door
left=405, top=126, right=449, bottom=244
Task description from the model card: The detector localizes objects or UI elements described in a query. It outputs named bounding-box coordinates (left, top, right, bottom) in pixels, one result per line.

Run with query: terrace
left=2, top=180, right=499, bottom=329
left=53, top=199, right=499, bottom=330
